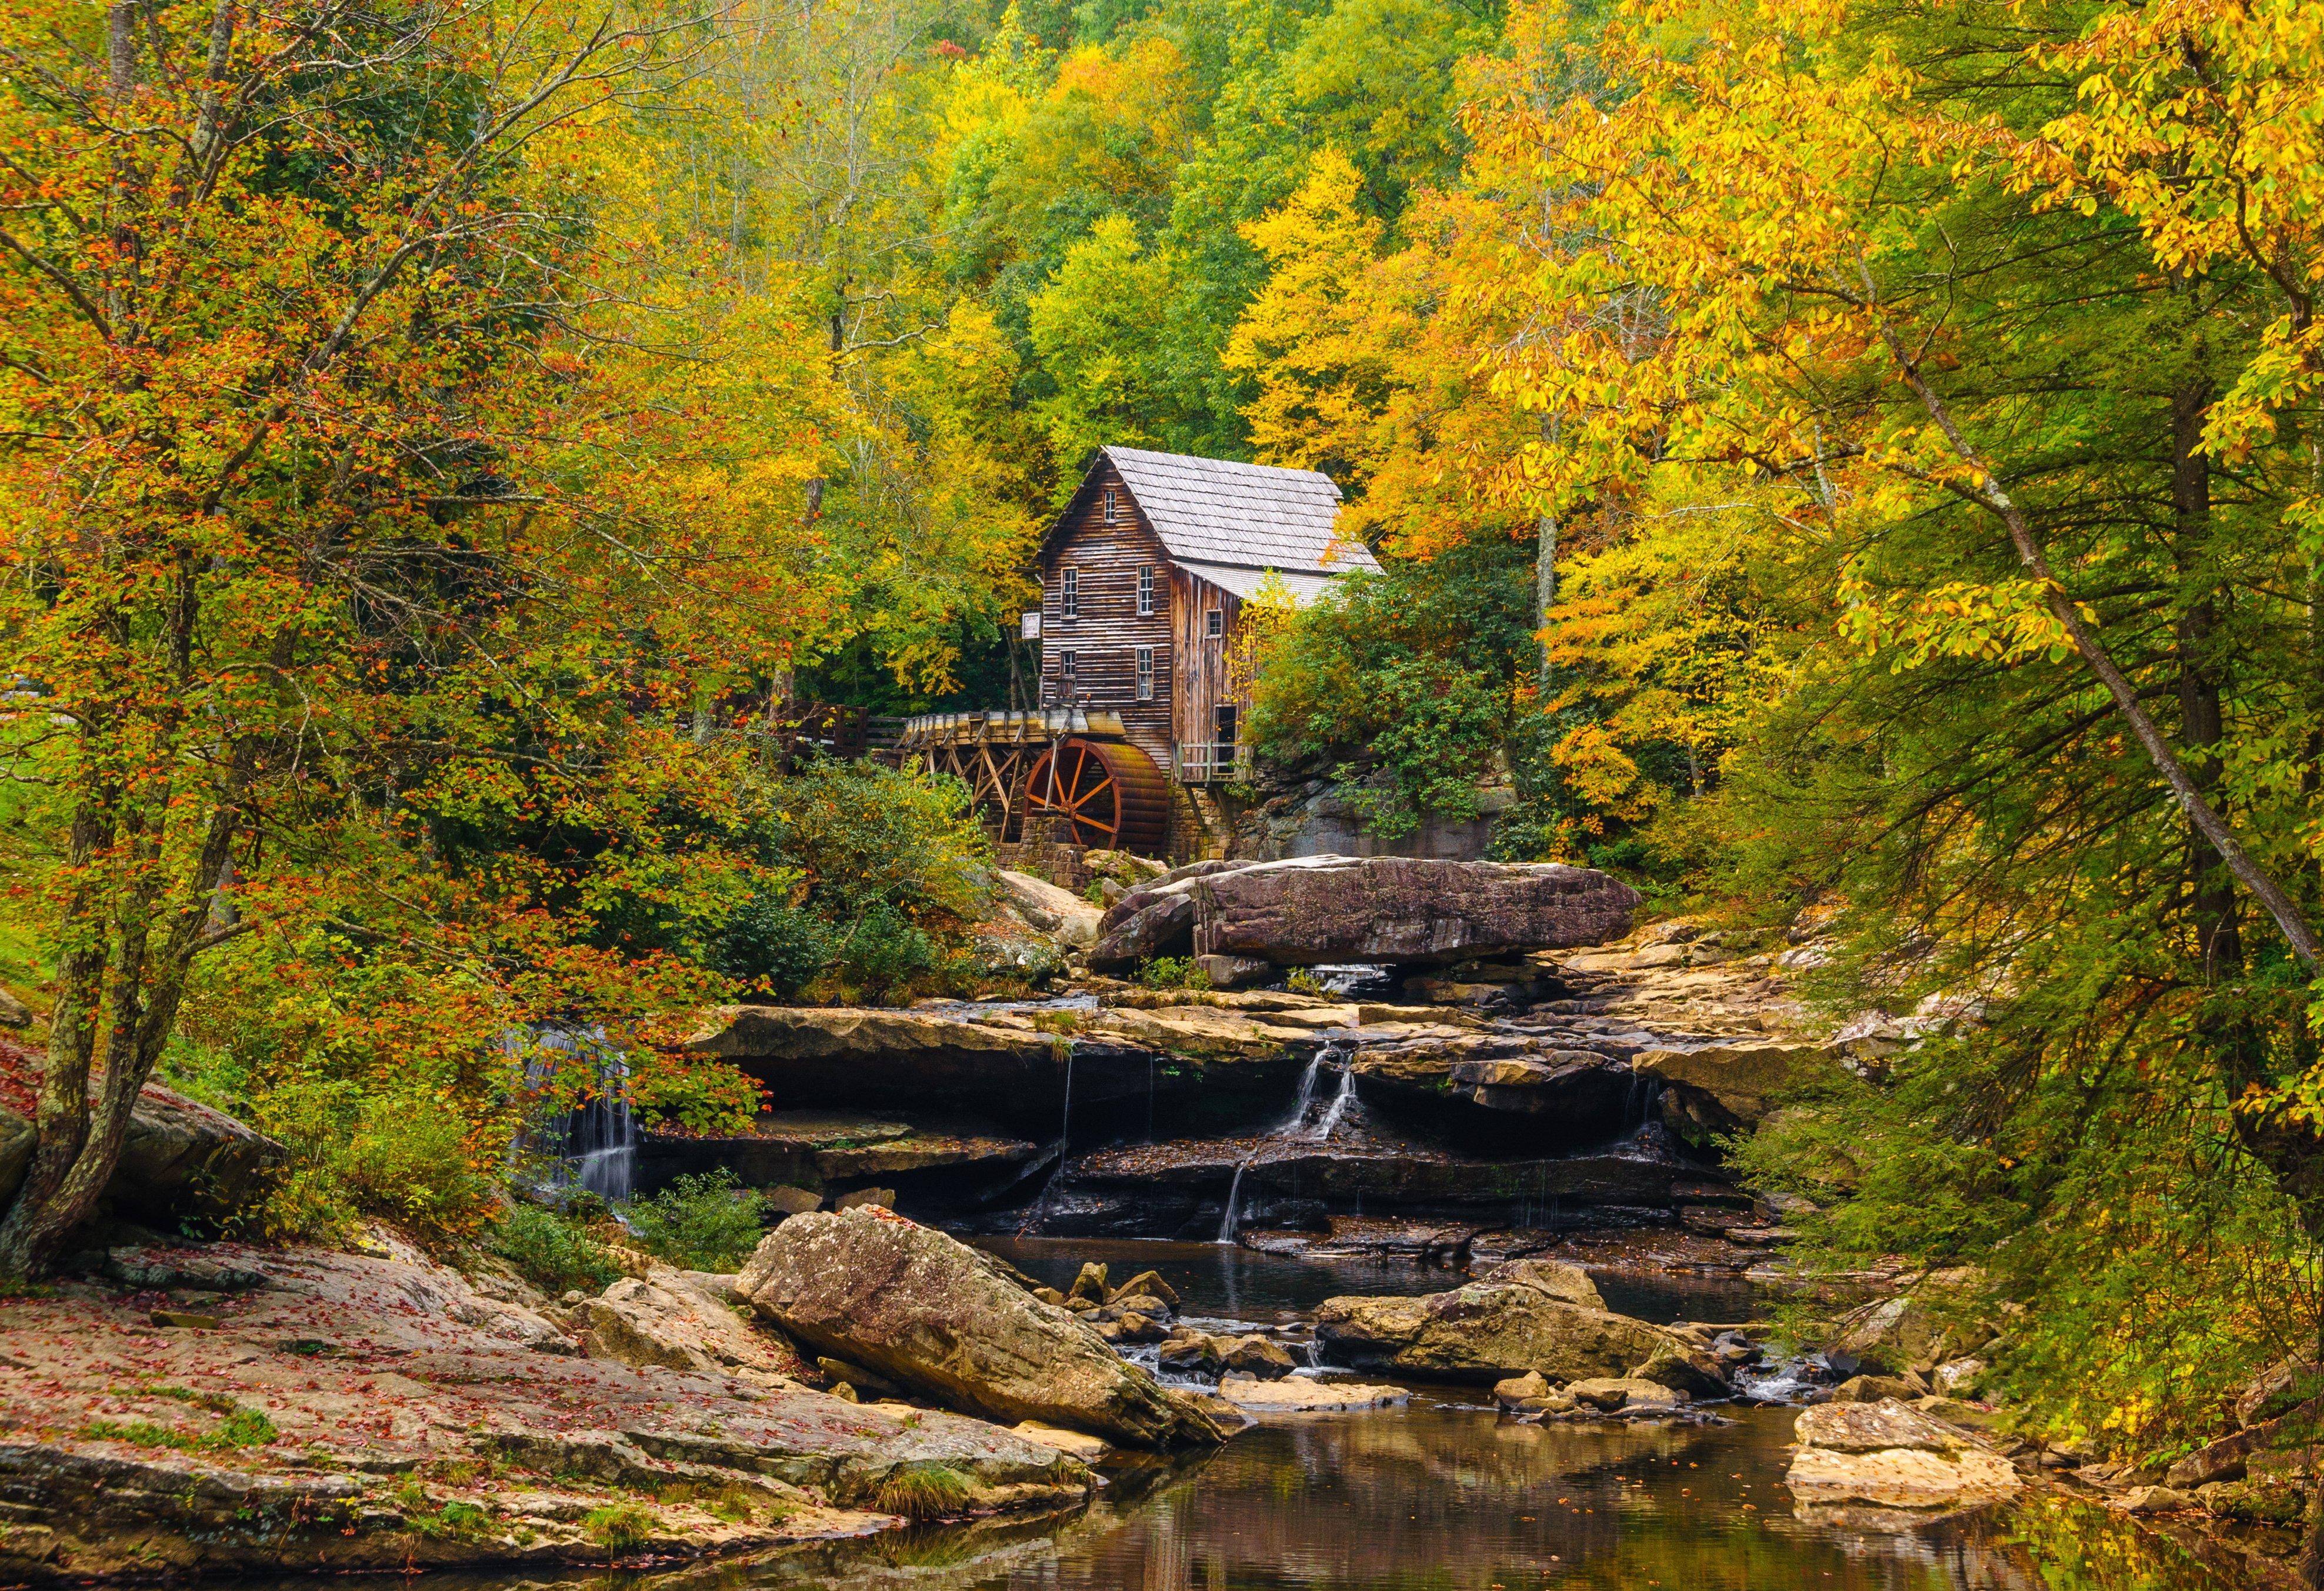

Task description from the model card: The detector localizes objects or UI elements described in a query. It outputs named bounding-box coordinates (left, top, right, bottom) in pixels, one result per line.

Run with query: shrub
left=490, top=1201, right=622, bottom=1295
left=625, top=1170, right=772, bottom=1272
left=1136, top=956, right=1212, bottom=992
left=873, top=1462, right=973, bottom=1520
left=711, top=891, right=831, bottom=998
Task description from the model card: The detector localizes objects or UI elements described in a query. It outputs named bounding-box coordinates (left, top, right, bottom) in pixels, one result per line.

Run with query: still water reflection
left=741, top=1398, right=2233, bottom=1591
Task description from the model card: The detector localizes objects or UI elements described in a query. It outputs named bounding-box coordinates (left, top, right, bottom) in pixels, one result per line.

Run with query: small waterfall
left=1308, top=1060, right=1356, bottom=1142
left=573, top=1083, right=635, bottom=1205
left=1019, top=1041, right=1078, bottom=1236
left=1219, top=1045, right=1354, bottom=1244
left=1216, top=1162, right=1248, bottom=1243
left=511, top=1026, right=633, bottom=1208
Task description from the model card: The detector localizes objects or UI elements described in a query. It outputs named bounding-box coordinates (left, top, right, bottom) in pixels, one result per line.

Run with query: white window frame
left=1136, top=646, right=1154, bottom=700
left=1137, top=565, right=1154, bottom=616
left=1061, top=567, right=1079, bottom=620
left=1103, top=486, right=1118, bottom=525
left=1060, top=649, right=1076, bottom=683
left=1206, top=607, right=1223, bottom=638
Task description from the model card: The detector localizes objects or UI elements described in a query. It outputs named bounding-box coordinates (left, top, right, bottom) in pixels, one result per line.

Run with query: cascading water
left=511, top=1027, right=635, bottom=1209
left=1219, top=1044, right=1355, bottom=1244
left=1019, top=1041, right=1078, bottom=1235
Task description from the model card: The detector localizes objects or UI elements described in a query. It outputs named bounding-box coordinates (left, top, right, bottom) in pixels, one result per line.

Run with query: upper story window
left=1136, top=646, right=1155, bottom=700
left=1102, top=486, right=1118, bottom=525
left=1061, top=567, right=1079, bottom=620
left=1206, top=607, right=1223, bottom=638
left=1137, top=566, right=1154, bottom=616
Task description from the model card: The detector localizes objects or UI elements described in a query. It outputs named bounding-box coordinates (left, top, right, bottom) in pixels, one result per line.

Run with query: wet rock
left=1216, top=1375, right=1408, bottom=1411
left=1068, top=1262, right=1109, bottom=1303
left=1219, top=1335, right=1298, bottom=1380
left=1828, top=1293, right=1946, bottom=1377
left=738, top=1207, right=1225, bottom=1449
left=1192, top=856, right=1639, bottom=968
left=1105, top=1269, right=1179, bottom=1308
left=996, top=870, right=1103, bottom=948
left=575, top=1274, right=812, bottom=1383
left=1478, top=1258, right=1604, bottom=1309
left=1494, top=1370, right=1553, bottom=1407
left=1786, top=1399, right=2021, bottom=1512
left=680, top=1008, right=1095, bottom=1122
left=2117, top=1485, right=2199, bottom=1515
left=1158, top=1333, right=1226, bottom=1376
left=1567, top=1376, right=1683, bottom=1412
left=1317, top=1281, right=1682, bottom=1384
left=833, top=1187, right=895, bottom=1212
left=1628, top=1343, right=1729, bottom=1398
left=766, top=1185, right=823, bottom=1216
left=1831, top=1374, right=1923, bottom=1404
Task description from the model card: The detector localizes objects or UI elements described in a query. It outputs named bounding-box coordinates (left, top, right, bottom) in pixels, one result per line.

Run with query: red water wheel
left=1022, top=737, right=1171, bottom=853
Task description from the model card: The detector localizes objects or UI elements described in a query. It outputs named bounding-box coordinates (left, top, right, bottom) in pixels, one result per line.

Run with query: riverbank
left=0, top=1230, right=1093, bottom=1582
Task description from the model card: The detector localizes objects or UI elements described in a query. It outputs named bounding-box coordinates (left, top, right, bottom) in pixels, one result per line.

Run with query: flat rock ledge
left=1785, top=1399, right=2021, bottom=1521
left=0, top=1233, right=1093, bottom=1584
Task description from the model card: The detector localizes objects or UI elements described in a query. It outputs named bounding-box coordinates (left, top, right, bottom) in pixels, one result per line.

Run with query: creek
left=736, top=1243, right=2228, bottom=1591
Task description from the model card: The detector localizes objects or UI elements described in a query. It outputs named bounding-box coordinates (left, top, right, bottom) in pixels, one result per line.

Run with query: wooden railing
left=1173, top=741, right=1251, bottom=783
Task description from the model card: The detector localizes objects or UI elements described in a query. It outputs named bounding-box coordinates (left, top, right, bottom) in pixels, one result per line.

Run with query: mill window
left=1206, top=607, right=1223, bottom=638
left=1103, top=486, right=1118, bottom=525
left=1136, top=646, right=1154, bottom=700
left=1213, top=704, right=1239, bottom=746
left=1060, top=649, right=1076, bottom=683
left=1137, top=565, right=1154, bottom=616
left=1061, top=567, right=1079, bottom=620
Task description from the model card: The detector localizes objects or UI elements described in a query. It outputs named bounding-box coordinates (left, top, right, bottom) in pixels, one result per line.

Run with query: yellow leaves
left=1837, top=576, right=2073, bottom=670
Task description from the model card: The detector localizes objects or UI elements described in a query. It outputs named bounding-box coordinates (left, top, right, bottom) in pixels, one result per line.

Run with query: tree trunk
left=2171, top=381, right=2242, bottom=978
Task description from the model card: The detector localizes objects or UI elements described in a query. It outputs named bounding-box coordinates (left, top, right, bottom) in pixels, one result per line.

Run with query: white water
left=1220, top=1045, right=1355, bottom=1244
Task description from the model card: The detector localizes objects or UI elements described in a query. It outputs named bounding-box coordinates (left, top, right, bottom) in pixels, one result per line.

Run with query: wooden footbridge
left=896, top=708, right=1171, bottom=853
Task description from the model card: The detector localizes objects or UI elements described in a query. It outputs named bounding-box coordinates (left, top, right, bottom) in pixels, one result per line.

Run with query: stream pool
left=393, top=1242, right=2258, bottom=1591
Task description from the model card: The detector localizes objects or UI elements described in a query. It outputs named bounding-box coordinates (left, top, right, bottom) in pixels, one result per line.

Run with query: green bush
left=625, top=1169, right=772, bottom=1272
left=1136, top=956, right=1212, bottom=991
left=712, top=891, right=831, bottom=998
left=490, top=1202, right=623, bottom=1295
left=583, top=1503, right=658, bottom=1550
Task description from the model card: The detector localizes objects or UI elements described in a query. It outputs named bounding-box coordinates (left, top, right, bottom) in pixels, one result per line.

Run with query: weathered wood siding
left=1170, top=569, right=1248, bottom=760
left=1038, top=461, right=1175, bottom=768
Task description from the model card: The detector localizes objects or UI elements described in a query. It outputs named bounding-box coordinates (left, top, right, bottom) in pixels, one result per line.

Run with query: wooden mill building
left=899, top=446, right=1377, bottom=858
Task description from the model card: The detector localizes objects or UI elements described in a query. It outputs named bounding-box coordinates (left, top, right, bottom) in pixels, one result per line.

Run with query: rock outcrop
left=575, top=1272, right=815, bottom=1383
left=1316, top=1268, right=1682, bottom=1384
left=1785, top=1399, right=2020, bottom=1513
left=1633, top=1040, right=1838, bottom=1143
left=739, top=1206, right=1226, bottom=1449
left=995, top=870, right=1103, bottom=948
left=1089, top=856, right=1636, bottom=971
left=0, top=1040, right=284, bottom=1222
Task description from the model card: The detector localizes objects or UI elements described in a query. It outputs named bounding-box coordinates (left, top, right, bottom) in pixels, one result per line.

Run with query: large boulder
left=1090, top=855, right=1637, bottom=972
left=738, top=1206, right=1226, bottom=1449
left=0, top=1040, right=283, bottom=1222
left=995, top=870, right=1103, bottom=948
left=1785, top=1399, right=2020, bottom=1512
left=575, top=1273, right=815, bottom=1383
left=1316, top=1278, right=1681, bottom=1383
left=1195, top=856, right=1638, bottom=968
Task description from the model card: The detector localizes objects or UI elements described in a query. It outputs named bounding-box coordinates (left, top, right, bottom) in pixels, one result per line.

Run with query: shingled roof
left=1052, top=446, right=1382, bottom=598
